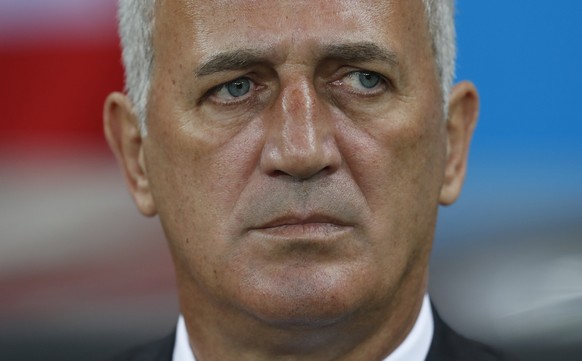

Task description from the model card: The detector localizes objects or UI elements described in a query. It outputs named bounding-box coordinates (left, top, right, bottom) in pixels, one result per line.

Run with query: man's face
left=138, top=0, right=452, bottom=326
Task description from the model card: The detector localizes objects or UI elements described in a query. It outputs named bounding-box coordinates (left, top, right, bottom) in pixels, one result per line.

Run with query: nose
left=260, top=80, right=341, bottom=180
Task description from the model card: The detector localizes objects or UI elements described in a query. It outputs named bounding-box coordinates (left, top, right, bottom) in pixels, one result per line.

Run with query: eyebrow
left=321, top=42, right=399, bottom=66
left=194, top=42, right=399, bottom=77
left=195, top=49, right=270, bottom=76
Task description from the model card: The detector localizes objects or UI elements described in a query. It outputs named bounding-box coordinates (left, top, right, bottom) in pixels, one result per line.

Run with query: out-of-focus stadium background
left=0, top=1, right=580, bottom=360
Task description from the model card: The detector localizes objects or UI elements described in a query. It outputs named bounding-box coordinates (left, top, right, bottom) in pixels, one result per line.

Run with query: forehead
left=153, top=0, right=431, bottom=64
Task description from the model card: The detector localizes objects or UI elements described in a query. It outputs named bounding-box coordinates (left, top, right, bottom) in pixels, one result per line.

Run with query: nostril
left=270, top=169, right=290, bottom=178
left=268, top=164, right=337, bottom=181
left=318, top=165, right=334, bottom=176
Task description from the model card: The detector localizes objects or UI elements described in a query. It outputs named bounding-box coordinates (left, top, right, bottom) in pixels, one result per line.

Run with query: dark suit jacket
left=110, top=307, right=518, bottom=361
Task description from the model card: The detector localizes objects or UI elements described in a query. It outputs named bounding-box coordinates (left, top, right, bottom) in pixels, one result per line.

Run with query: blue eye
left=358, top=72, right=381, bottom=89
left=338, top=71, right=385, bottom=94
left=210, top=77, right=254, bottom=103
left=226, top=78, right=251, bottom=97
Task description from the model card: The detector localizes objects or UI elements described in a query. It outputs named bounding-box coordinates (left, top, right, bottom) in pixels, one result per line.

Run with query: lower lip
left=252, top=223, right=352, bottom=239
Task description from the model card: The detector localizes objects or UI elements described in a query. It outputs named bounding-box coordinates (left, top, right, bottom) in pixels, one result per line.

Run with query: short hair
left=118, top=0, right=456, bottom=134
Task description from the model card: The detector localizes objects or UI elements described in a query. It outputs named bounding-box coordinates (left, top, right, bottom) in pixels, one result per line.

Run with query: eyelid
left=334, top=70, right=391, bottom=95
left=204, top=76, right=258, bottom=106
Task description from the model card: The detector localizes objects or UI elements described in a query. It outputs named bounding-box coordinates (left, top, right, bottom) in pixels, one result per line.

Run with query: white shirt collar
left=383, top=294, right=433, bottom=361
left=173, top=294, right=433, bottom=361
left=173, top=315, right=196, bottom=361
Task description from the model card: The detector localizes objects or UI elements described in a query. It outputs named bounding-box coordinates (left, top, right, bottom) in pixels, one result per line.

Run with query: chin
left=233, top=260, right=380, bottom=328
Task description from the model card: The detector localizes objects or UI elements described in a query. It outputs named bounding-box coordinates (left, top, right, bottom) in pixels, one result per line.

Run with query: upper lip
left=255, top=213, right=352, bottom=229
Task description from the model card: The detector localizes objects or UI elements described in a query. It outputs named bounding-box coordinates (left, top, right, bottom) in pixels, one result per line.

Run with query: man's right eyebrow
left=195, top=50, right=269, bottom=76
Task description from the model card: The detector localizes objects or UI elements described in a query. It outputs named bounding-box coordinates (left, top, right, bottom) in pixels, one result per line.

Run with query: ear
left=439, top=81, right=479, bottom=205
left=103, top=92, right=157, bottom=216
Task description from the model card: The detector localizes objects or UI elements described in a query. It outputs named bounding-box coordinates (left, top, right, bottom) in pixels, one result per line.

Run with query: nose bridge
left=281, top=80, right=317, bottom=155
left=261, top=77, right=341, bottom=179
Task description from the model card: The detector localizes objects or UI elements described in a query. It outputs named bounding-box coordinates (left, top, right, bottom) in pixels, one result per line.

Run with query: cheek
left=346, top=116, right=444, bottom=195
left=337, top=109, right=446, bottom=251
left=143, top=111, right=264, bottom=262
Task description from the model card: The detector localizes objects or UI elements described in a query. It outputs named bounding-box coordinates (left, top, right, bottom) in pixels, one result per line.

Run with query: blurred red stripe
left=0, top=40, right=124, bottom=148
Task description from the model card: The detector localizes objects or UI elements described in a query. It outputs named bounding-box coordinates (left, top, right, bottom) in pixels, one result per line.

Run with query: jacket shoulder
left=426, top=306, right=520, bottom=361
left=107, top=331, right=175, bottom=361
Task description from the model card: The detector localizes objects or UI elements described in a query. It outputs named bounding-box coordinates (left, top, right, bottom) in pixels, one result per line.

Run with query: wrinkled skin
left=104, top=0, right=479, bottom=360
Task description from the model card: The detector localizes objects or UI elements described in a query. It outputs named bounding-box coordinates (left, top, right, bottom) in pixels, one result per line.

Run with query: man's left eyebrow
left=321, top=42, right=399, bottom=65
left=195, top=49, right=269, bottom=76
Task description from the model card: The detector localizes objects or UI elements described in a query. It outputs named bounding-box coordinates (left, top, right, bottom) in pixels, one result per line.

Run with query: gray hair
left=422, top=0, right=457, bottom=111
left=117, top=0, right=456, bottom=133
left=118, top=0, right=155, bottom=134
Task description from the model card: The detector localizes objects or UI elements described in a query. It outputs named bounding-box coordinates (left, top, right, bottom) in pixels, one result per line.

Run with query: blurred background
left=0, top=1, right=580, bottom=360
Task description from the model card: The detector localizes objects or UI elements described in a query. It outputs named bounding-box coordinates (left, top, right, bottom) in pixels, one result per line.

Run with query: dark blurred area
left=0, top=1, right=580, bottom=360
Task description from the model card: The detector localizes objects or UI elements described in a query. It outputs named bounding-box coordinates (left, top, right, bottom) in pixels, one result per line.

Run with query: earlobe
left=103, top=92, right=157, bottom=216
left=439, top=81, right=479, bottom=205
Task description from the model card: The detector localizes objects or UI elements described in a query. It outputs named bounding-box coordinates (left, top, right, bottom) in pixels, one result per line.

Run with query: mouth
left=251, top=214, right=353, bottom=239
